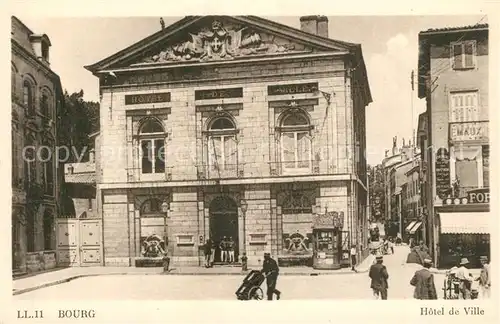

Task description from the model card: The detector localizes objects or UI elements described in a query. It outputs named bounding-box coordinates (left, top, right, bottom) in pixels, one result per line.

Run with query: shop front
left=436, top=188, right=490, bottom=269
left=311, top=211, right=344, bottom=270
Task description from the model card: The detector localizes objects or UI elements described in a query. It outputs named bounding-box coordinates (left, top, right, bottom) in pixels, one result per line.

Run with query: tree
left=59, top=90, right=99, bottom=162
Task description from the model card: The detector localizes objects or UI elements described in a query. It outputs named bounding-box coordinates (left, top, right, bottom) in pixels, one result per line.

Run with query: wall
left=11, top=17, right=61, bottom=273
left=98, top=57, right=355, bottom=185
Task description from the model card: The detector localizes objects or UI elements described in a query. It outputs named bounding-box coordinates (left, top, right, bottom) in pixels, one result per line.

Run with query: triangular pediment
left=86, top=16, right=355, bottom=72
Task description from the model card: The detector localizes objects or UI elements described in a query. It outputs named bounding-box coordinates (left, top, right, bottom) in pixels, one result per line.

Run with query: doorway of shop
left=209, top=196, right=239, bottom=265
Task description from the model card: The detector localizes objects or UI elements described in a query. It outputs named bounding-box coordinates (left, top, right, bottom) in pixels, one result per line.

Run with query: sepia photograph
left=7, top=6, right=495, bottom=317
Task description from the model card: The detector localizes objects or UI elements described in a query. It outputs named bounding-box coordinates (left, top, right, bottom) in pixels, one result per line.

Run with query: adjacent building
left=401, top=154, right=423, bottom=244
left=418, top=24, right=489, bottom=268
left=84, top=15, right=372, bottom=267
left=11, top=16, right=64, bottom=274
left=381, top=137, right=417, bottom=238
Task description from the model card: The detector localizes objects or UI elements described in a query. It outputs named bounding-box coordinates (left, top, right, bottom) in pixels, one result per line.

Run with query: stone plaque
left=125, top=92, right=171, bottom=105
left=268, top=82, right=318, bottom=96
left=195, top=88, right=243, bottom=100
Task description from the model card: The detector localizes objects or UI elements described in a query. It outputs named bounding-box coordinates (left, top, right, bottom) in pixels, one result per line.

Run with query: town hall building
left=85, top=15, right=372, bottom=267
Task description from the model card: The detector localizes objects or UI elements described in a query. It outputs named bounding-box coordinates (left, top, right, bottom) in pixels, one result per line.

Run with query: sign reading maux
left=449, top=121, right=488, bottom=142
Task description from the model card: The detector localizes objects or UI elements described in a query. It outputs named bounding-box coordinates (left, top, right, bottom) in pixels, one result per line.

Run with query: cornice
left=11, top=39, right=58, bottom=80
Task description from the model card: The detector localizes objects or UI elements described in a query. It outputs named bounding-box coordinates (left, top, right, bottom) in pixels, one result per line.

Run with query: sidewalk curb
left=13, top=268, right=370, bottom=295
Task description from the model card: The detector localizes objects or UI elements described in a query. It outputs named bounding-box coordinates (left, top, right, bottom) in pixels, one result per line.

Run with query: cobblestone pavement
left=15, top=245, right=482, bottom=300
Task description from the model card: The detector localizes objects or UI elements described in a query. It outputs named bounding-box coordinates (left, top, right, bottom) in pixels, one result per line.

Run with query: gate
left=56, top=213, right=103, bottom=266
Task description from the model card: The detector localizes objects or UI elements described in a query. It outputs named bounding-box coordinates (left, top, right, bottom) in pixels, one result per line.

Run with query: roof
left=64, top=173, right=96, bottom=184
left=84, top=15, right=372, bottom=105
left=419, top=23, right=488, bottom=36
left=417, top=23, right=489, bottom=98
left=439, top=211, right=490, bottom=234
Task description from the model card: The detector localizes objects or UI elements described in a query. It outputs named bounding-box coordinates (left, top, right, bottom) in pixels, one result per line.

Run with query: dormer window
left=42, top=42, right=49, bottom=61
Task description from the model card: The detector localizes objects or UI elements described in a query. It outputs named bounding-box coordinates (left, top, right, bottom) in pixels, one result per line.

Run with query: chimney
left=89, top=149, right=95, bottom=163
left=300, top=16, right=329, bottom=38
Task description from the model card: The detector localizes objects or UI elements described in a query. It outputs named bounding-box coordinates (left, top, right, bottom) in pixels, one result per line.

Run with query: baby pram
left=443, top=267, right=478, bottom=300
left=235, top=270, right=265, bottom=300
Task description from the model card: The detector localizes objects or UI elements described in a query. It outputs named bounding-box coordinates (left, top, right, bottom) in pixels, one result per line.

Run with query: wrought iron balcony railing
left=196, top=164, right=244, bottom=180
left=269, top=160, right=320, bottom=176
left=126, top=167, right=174, bottom=182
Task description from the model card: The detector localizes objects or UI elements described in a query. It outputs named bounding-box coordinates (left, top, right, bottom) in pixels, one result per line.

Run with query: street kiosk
left=312, top=211, right=344, bottom=270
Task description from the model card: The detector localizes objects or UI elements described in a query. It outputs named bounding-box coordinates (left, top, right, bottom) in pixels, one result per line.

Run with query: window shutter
left=453, top=44, right=463, bottom=69
left=464, top=42, right=474, bottom=68
left=224, top=136, right=237, bottom=168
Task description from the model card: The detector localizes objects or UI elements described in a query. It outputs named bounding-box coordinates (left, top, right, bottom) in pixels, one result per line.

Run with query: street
left=14, top=246, right=458, bottom=300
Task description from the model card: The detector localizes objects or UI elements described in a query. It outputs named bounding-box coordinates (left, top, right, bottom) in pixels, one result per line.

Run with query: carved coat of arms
left=144, top=20, right=298, bottom=63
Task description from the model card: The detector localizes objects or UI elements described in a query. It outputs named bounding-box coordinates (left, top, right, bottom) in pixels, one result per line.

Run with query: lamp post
left=240, top=199, right=248, bottom=254
left=161, top=200, right=171, bottom=270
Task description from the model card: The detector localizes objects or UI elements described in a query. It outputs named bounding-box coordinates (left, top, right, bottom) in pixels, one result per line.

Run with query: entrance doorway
left=209, top=196, right=239, bottom=264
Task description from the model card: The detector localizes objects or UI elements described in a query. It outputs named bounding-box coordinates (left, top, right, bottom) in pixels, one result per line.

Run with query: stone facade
left=87, top=16, right=372, bottom=267
left=11, top=16, right=63, bottom=274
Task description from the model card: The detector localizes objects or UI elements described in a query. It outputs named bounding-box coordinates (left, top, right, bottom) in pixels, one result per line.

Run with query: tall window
left=449, top=91, right=479, bottom=122
left=11, top=113, right=20, bottom=186
left=11, top=65, right=17, bottom=96
left=23, top=80, right=35, bottom=116
left=24, top=137, right=37, bottom=188
left=40, top=92, right=50, bottom=118
left=482, top=145, right=489, bottom=188
left=42, top=142, right=54, bottom=195
left=43, top=209, right=53, bottom=250
left=280, top=113, right=312, bottom=171
left=139, top=119, right=165, bottom=174
left=207, top=117, right=237, bottom=170
left=454, top=147, right=481, bottom=192
left=451, top=40, right=476, bottom=70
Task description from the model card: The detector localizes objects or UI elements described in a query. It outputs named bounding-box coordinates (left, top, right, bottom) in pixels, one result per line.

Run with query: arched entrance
left=209, top=196, right=239, bottom=263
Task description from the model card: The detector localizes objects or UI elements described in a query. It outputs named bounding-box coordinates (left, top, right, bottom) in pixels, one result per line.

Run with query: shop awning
left=409, top=222, right=422, bottom=234
left=405, top=221, right=417, bottom=232
left=439, top=212, right=490, bottom=234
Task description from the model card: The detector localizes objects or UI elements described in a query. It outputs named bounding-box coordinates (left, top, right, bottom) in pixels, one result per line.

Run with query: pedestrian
left=350, top=245, right=357, bottom=272
left=228, top=236, right=235, bottom=263
left=455, top=257, right=474, bottom=299
left=418, top=240, right=429, bottom=254
left=476, top=256, right=491, bottom=299
left=203, top=239, right=212, bottom=268
left=210, top=239, right=216, bottom=267
left=389, top=238, right=394, bottom=254
left=369, top=254, right=389, bottom=300
left=410, top=258, right=438, bottom=299
left=219, top=236, right=227, bottom=263
left=261, top=251, right=281, bottom=300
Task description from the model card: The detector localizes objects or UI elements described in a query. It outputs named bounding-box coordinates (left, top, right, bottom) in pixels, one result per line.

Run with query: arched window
left=282, top=191, right=313, bottom=214
left=23, top=80, right=35, bottom=116
left=40, top=89, right=52, bottom=118
left=207, top=117, right=238, bottom=171
left=11, top=65, right=17, bottom=96
left=41, top=140, right=54, bottom=196
left=139, top=119, right=165, bottom=174
left=24, top=135, right=37, bottom=188
left=140, top=198, right=163, bottom=215
left=280, top=112, right=312, bottom=173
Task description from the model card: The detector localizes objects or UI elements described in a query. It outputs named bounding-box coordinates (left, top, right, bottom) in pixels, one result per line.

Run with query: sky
left=15, top=15, right=486, bottom=165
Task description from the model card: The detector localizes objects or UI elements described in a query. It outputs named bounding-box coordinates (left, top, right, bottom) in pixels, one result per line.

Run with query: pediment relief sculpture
left=143, top=20, right=310, bottom=63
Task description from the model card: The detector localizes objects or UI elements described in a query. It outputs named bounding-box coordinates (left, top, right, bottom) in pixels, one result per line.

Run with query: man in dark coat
left=410, top=258, right=438, bottom=299
left=261, top=251, right=281, bottom=300
left=203, top=239, right=212, bottom=268
left=369, top=255, right=389, bottom=300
